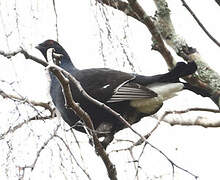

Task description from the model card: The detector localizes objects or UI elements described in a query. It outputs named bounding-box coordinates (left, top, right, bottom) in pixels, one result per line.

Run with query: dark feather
left=36, top=39, right=198, bottom=148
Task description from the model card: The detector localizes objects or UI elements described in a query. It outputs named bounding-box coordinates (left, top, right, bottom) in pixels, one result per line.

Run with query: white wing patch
left=102, top=84, right=110, bottom=89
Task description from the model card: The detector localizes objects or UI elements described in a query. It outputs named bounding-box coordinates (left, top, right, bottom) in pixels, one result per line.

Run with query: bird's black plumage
left=36, top=40, right=197, bottom=148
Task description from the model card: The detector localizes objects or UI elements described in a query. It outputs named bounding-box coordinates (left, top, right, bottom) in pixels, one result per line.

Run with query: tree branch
left=153, top=0, right=220, bottom=108
left=0, top=48, right=48, bottom=67
left=97, top=0, right=139, bottom=20
left=21, top=124, right=60, bottom=171
left=160, top=108, right=220, bottom=127
left=55, top=135, right=92, bottom=180
left=97, top=0, right=220, bottom=108
left=180, top=0, right=220, bottom=47
left=0, top=88, right=54, bottom=114
left=215, top=0, right=220, bottom=6
left=98, top=0, right=175, bottom=68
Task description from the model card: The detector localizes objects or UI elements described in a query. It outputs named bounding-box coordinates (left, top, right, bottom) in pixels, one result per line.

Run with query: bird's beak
left=35, top=43, right=44, bottom=50
left=35, top=43, right=48, bottom=61
left=35, top=45, right=40, bottom=50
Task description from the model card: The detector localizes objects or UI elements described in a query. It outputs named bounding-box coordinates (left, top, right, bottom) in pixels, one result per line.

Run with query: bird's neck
left=60, top=57, right=78, bottom=73
left=49, top=56, right=78, bottom=85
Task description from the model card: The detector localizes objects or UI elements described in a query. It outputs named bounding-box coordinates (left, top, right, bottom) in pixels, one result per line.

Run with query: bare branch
left=168, top=107, right=220, bottom=114
left=109, top=114, right=198, bottom=179
left=20, top=125, right=60, bottom=171
left=97, top=0, right=139, bottom=20
left=132, top=114, right=162, bottom=147
left=0, top=88, right=54, bottom=114
left=180, top=0, right=220, bottom=47
left=153, top=0, right=220, bottom=108
left=55, top=135, right=92, bottom=180
left=52, top=0, right=59, bottom=41
left=160, top=108, right=220, bottom=127
left=98, top=0, right=176, bottom=68
left=20, top=49, right=48, bottom=67
left=111, top=135, right=198, bottom=179
left=215, top=0, right=220, bottom=6
left=0, top=48, right=48, bottom=67
left=133, top=142, right=148, bottom=179
left=0, top=49, right=22, bottom=58
left=0, top=116, right=54, bottom=140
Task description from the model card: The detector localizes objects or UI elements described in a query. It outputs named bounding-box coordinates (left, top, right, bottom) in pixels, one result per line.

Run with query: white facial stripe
left=46, top=48, right=55, bottom=63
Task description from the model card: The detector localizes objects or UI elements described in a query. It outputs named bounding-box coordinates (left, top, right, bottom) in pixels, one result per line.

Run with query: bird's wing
left=72, top=68, right=157, bottom=103
left=107, top=82, right=157, bottom=103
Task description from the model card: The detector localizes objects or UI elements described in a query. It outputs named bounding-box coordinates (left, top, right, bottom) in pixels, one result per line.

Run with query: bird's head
left=36, top=39, right=70, bottom=64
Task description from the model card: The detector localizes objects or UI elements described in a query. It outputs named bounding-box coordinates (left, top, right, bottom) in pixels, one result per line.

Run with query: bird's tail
left=147, top=82, right=184, bottom=101
left=159, top=61, right=197, bottom=83
left=134, top=61, right=197, bottom=86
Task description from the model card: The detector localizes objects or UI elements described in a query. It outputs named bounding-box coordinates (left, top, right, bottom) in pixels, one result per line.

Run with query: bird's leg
left=95, top=122, right=114, bottom=149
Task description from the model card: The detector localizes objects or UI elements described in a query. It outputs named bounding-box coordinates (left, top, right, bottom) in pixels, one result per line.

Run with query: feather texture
left=108, top=83, right=157, bottom=102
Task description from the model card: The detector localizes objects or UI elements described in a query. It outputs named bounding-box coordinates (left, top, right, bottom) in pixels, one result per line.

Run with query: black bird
left=36, top=40, right=197, bottom=148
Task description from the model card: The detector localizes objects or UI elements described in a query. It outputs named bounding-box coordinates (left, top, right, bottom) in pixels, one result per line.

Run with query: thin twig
left=52, top=0, right=59, bottom=41
left=133, top=116, right=162, bottom=147
left=134, top=142, right=148, bottom=180
left=0, top=49, right=21, bottom=58
left=21, top=125, right=60, bottom=171
left=181, top=0, right=220, bottom=47
left=99, top=0, right=175, bottom=68
left=55, top=135, right=92, bottom=180
left=109, top=111, right=198, bottom=179
left=0, top=88, right=54, bottom=114
left=147, top=142, right=198, bottom=179
left=0, top=117, right=53, bottom=140
left=0, top=48, right=48, bottom=67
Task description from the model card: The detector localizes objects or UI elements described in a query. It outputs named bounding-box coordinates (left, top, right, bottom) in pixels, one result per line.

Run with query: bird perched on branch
left=36, top=39, right=197, bottom=149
